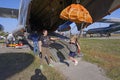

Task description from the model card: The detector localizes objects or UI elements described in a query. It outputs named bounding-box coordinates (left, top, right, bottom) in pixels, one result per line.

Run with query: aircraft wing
left=97, top=18, right=120, bottom=24
left=57, top=21, right=72, bottom=32
left=0, top=7, right=19, bottom=18
left=81, top=0, right=120, bottom=22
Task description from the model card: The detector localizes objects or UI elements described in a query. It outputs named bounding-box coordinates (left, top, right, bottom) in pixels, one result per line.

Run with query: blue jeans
left=33, top=41, right=39, bottom=55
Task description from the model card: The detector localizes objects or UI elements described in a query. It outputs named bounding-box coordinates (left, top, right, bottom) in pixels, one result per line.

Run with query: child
left=68, top=35, right=81, bottom=65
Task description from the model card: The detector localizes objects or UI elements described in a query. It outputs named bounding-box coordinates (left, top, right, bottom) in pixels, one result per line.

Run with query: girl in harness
left=68, top=35, right=81, bottom=65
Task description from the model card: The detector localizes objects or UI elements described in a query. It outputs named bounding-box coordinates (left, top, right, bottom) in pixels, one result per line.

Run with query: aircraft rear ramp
left=27, top=38, right=70, bottom=62
left=49, top=40, right=70, bottom=62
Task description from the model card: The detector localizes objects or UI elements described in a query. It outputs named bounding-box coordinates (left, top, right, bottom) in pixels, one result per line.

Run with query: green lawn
left=79, top=38, right=120, bottom=80
left=0, top=40, right=4, bottom=43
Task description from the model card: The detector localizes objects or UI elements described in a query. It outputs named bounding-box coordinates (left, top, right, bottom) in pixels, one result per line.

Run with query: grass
left=0, top=40, right=4, bottom=44
left=111, top=33, right=120, bottom=37
left=79, top=38, right=120, bottom=80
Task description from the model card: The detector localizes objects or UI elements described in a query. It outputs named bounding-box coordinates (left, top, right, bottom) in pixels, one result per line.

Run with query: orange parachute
left=60, top=4, right=93, bottom=23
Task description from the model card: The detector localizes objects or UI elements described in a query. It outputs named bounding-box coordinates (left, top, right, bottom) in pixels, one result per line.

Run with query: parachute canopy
left=60, top=4, right=93, bottom=23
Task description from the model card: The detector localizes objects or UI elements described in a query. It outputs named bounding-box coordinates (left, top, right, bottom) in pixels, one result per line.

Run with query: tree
left=0, top=24, right=4, bottom=31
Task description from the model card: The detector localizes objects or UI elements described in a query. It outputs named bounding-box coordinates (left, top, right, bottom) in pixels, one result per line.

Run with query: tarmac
left=53, top=57, right=111, bottom=80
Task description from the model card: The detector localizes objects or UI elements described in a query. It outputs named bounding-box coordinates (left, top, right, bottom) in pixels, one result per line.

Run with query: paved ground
left=53, top=58, right=111, bottom=80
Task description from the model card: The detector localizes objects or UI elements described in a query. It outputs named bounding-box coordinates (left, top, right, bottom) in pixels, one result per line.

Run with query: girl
left=68, top=35, right=81, bottom=65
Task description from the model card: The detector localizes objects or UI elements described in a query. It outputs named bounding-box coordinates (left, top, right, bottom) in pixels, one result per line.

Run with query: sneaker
left=74, top=60, right=78, bottom=66
left=77, top=53, right=84, bottom=57
left=49, top=64, right=54, bottom=67
left=39, top=65, right=43, bottom=70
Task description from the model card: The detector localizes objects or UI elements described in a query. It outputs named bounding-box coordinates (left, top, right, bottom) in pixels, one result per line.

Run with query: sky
left=0, top=0, right=120, bottom=33
left=0, top=0, right=20, bottom=33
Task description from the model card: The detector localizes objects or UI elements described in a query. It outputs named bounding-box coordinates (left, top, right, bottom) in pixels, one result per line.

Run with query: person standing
left=30, top=31, right=39, bottom=55
left=7, top=33, right=15, bottom=44
left=38, top=29, right=59, bottom=69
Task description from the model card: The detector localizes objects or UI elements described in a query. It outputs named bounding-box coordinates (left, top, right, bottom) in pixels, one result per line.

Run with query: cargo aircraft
left=86, top=18, right=120, bottom=37
left=0, top=0, right=120, bottom=33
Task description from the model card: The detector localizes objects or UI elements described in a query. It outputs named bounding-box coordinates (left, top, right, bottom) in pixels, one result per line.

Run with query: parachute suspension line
left=76, top=0, right=80, bottom=4
left=78, top=7, right=87, bottom=38
left=78, top=22, right=84, bottom=38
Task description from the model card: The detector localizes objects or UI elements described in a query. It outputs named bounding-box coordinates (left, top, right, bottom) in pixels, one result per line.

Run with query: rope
left=78, top=22, right=84, bottom=38
left=76, top=0, right=80, bottom=4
